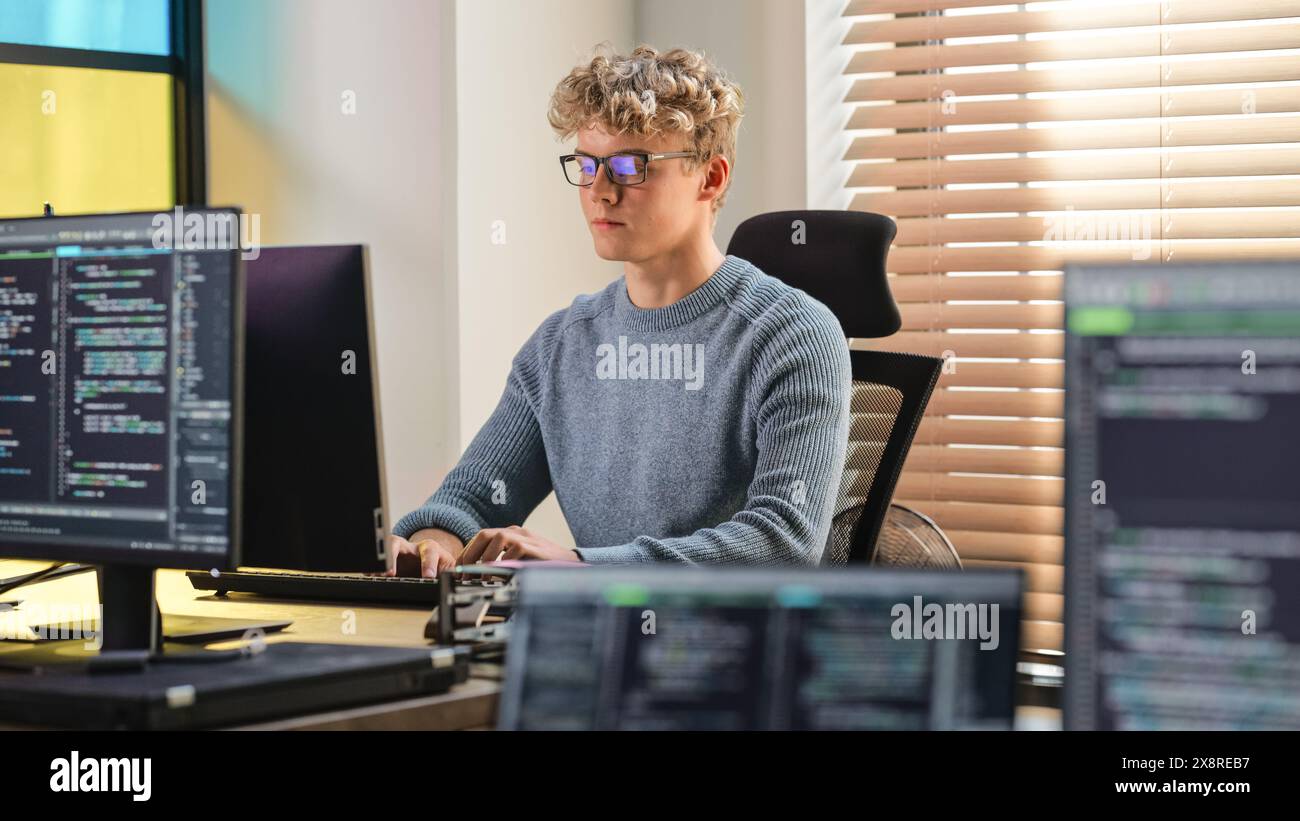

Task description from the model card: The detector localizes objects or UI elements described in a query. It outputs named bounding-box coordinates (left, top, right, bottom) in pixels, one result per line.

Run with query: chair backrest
left=726, top=210, right=943, bottom=564
left=826, top=350, right=942, bottom=563
left=727, top=210, right=901, bottom=339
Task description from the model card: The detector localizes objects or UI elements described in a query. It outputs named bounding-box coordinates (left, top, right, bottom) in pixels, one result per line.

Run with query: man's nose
left=588, top=166, right=620, bottom=204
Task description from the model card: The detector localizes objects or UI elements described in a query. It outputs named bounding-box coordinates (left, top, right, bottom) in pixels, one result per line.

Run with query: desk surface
left=0, top=560, right=500, bottom=730
left=1, top=560, right=1062, bottom=731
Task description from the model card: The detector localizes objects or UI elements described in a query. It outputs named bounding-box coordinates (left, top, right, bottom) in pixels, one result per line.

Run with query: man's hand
left=384, top=529, right=462, bottom=578
left=459, top=525, right=579, bottom=565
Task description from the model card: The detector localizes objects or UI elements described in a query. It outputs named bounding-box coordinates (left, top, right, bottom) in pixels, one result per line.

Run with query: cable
left=0, top=563, right=93, bottom=597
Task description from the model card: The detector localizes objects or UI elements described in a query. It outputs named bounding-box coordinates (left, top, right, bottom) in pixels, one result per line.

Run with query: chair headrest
left=726, top=210, right=901, bottom=338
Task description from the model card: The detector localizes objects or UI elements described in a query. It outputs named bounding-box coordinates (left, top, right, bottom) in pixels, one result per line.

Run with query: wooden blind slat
left=943, top=529, right=1066, bottom=565
left=893, top=211, right=1300, bottom=244
left=898, top=302, right=1064, bottom=330
left=848, top=116, right=1300, bottom=160
left=1023, top=591, right=1064, bottom=623
left=845, top=0, right=1299, bottom=45
left=848, top=86, right=1300, bottom=130
left=896, top=472, right=1065, bottom=506
left=854, top=178, right=1300, bottom=216
left=886, top=273, right=1063, bottom=302
left=888, top=241, right=1300, bottom=273
left=920, top=398, right=1062, bottom=423
left=903, top=445, right=1064, bottom=477
left=844, top=0, right=1001, bottom=15
left=850, top=147, right=1300, bottom=188
left=1021, top=620, right=1063, bottom=654
left=869, top=329, right=1065, bottom=358
left=894, top=499, right=1063, bottom=536
left=846, top=55, right=1300, bottom=103
left=964, top=559, right=1063, bottom=595
left=846, top=372, right=1067, bottom=415
left=859, top=413, right=1065, bottom=447
left=922, top=388, right=1065, bottom=418
left=846, top=23, right=1300, bottom=73
left=914, top=417, right=1064, bottom=447
left=932, top=361, right=1064, bottom=389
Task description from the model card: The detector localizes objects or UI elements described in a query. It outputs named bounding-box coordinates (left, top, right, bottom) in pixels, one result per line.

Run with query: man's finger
left=438, top=550, right=457, bottom=574
left=458, top=530, right=493, bottom=581
left=384, top=535, right=404, bottom=575
left=417, top=540, right=443, bottom=578
left=480, top=533, right=510, bottom=563
left=461, top=530, right=492, bottom=565
left=393, top=543, right=422, bottom=577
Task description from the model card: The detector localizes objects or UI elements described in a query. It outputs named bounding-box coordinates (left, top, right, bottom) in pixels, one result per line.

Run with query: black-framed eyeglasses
left=559, top=151, right=695, bottom=187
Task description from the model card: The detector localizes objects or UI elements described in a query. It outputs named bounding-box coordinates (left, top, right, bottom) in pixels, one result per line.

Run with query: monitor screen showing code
left=0, top=211, right=240, bottom=565
left=1065, top=262, right=1300, bottom=730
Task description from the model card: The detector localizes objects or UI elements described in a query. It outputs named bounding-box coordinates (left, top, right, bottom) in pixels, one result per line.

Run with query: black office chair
left=727, top=210, right=948, bottom=566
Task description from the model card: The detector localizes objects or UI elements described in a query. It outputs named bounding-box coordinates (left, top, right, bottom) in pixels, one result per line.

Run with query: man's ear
left=700, top=154, right=729, bottom=206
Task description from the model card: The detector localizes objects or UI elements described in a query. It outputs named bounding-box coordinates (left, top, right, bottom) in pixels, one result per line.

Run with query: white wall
left=804, top=0, right=854, bottom=210
left=637, top=0, right=808, bottom=247
left=450, top=0, right=636, bottom=542
left=205, top=0, right=810, bottom=548
left=205, top=0, right=458, bottom=529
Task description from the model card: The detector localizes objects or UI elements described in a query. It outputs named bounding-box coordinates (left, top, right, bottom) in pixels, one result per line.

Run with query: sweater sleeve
left=574, top=297, right=851, bottom=565
left=391, top=315, right=560, bottom=545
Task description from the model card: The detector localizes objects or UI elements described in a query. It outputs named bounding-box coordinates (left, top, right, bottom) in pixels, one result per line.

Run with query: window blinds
left=839, top=0, right=1300, bottom=661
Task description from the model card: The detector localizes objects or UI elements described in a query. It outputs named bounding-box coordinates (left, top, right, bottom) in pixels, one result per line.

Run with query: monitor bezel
left=0, top=207, right=245, bottom=572
left=496, top=564, right=1024, bottom=731
left=237, top=243, right=389, bottom=572
left=1060, top=258, right=1300, bottom=730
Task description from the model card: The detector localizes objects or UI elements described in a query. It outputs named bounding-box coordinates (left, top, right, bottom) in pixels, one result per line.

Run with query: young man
left=387, top=44, right=850, bottom=576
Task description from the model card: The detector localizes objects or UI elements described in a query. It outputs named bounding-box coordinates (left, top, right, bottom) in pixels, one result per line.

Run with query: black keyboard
left=186, top=569, right=445, bottom=605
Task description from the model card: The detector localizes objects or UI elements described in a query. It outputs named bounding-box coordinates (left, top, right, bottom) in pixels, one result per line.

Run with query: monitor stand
left=0, top=565, right=288, bottom=671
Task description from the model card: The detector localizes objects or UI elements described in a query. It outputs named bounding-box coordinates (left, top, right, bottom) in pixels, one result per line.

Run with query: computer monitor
left=498, top=565, right=1023, bottom=730
left=241, top=245, right=387, bottom=572
left=1064, top=261, right=1300, bottom=730
left=0, top=208, right=243, bottom=651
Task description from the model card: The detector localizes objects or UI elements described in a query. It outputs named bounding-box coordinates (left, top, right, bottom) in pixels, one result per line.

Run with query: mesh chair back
left=726, top=210, right=942, bottom=565
left=823, top=350, right=942, bottom=564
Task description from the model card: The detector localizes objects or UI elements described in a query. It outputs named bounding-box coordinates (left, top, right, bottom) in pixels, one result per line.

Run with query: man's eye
left=609, top=155, right=639, bottom=175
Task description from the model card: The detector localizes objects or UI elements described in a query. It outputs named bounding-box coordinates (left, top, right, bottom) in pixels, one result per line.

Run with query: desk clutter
left=425, top=568, right=519, bottom=678
left=0, top=641, right=471, bottom=730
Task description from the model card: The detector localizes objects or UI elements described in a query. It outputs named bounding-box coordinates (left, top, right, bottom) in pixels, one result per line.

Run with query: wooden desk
left=0, top=561, right=500, bottom=730
left=3, top=560, right=1062, bottom=731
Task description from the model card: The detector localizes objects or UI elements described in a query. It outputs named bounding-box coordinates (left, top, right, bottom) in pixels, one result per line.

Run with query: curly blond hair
left=547, top=43, right=745, bottom=213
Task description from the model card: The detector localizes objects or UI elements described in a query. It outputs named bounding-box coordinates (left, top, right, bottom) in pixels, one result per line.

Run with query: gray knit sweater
left=392, top=254, right=852, bottom=565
